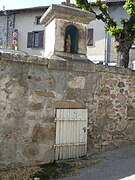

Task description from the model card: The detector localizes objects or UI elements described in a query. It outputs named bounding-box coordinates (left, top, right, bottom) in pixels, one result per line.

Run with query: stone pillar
left=41, top=4, right=95, bottom=60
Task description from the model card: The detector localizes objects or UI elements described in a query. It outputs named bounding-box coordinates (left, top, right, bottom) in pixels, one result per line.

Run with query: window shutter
left=87, top=28, right=93, bottom=46
left=27, top=32, right=33, bottom=48
left=38, top=31, right=44, bottom=48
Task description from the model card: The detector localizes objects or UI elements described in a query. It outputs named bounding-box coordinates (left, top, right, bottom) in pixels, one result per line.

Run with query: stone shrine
left=40, top=3, right=95, bottom=60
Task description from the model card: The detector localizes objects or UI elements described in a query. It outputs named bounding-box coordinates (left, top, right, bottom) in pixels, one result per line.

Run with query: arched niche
left=64, top=25, right=79, bottom=54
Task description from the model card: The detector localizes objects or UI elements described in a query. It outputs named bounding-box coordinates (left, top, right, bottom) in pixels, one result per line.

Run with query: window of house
left=27, top=31, right=44, bottom=48
left=35, top=16, right=42, bottom=25
left=34, top=32, right=39, bottom=47
left=87, top=28, right=93, bottom=46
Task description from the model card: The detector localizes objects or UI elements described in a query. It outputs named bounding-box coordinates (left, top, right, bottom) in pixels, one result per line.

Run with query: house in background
left=87, top=0, right=135, bottom=69
left=0, top=6, right=48, bottom=57
left=0, top=1, right=134, bottom=69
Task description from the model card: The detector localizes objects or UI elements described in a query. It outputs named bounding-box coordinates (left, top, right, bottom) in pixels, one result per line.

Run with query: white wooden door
left=55, top=109, right=88, bottom=160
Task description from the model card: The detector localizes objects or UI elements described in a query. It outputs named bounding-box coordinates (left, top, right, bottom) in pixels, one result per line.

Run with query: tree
left=75, top=0, right=135, bottom=68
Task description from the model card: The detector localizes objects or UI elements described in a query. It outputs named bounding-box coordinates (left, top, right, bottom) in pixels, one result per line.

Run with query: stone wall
left=0, top=53, right=135, bottom=169
left=89, top=66, right=135, bottom=152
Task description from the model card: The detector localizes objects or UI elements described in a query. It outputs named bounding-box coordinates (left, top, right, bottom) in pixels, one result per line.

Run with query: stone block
left=35, top=90, right=55, bottom=98
left=127, top=105, right=135, bottom=118
left=32, top=124, right=55, bottom=143
left=118, top=82, right=125, bottom=88
left=110, top=94, right=116, bottom=99
left=117, top=94, right=126, bottom=104
left=32, top=102, right=43, bottom=110
left=53, top=101, right=86, bottom=109
left=99, top=79, right=106, bottom=85
left=116, top=119, right=128, bottom=131
left=100, top=87, right=110, bottom=96
left=68, top=76, right=85, bottom=89
left=65, top=91, right=78, bottom=100
left=129, top=87, right=135, bottom=93
left=107, top=79, right=117, bottom=86
left=45, top=78, right=55, bottom=85
left=48, top=59, right=95, bottom=73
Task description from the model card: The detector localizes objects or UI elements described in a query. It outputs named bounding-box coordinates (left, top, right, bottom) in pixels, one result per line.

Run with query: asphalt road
left=61, top=144, right=135, bottom=180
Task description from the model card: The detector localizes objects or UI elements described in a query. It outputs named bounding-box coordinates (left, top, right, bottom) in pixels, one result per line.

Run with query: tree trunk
left=116, top=46, right=130, bottom=68
left=114, top=38, right=132, bottom=68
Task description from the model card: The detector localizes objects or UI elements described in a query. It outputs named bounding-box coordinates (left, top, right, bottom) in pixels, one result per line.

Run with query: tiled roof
left=0, top=6, right=49, bottom=15
left=105, top=0, right=125, bottom=2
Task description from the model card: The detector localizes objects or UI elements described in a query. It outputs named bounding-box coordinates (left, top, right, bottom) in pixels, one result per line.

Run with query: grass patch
left=0, top=166, right=42, bottom=180
left=0, top=159, right=100, bottom=180
left=33, top=159, right=100, bottom=179
left=33, top=163, right=62, bottom=179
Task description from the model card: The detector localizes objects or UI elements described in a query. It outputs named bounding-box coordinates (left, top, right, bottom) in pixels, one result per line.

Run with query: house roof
left=0, top=0, right=126, bottom=16
left=0, top=6, right=49, bottom=15
left=91, top=0, right=126, bottom=6
left=104, top=0, right=126, bottom=3
left=105, top=0, right=125, bottom=2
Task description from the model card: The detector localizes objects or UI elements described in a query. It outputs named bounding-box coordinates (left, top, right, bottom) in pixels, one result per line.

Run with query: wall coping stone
left=95, top=64, right=135, bottom=76
left=0, top=53, right=135, bottom=76
left=40, top=4, right=96, bottom=26
left=48, top=58, right=96, bottom=73
left=0, top=53, right=49, bottom=66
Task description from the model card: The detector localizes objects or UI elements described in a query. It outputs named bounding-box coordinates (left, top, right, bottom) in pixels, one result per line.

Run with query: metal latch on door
left=83, top=126, right=90, bottom=132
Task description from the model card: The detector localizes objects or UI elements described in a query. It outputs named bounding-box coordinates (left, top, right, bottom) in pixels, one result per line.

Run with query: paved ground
left=60, top=144, right=135, bottom=180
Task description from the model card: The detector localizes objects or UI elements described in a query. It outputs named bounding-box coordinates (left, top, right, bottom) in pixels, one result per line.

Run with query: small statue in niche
left=65, top=34, right=71, bottom=53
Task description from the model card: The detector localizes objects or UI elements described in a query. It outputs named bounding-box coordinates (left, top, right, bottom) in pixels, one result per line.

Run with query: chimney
left=66, top=0, right=70, bottom=4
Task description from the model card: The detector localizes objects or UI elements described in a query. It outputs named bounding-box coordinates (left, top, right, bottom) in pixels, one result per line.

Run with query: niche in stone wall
left=64, top=25, right=79, bottom=54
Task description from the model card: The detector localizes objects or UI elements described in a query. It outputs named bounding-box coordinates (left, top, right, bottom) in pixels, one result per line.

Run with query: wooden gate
left=55, top=109, right=88, bottom=160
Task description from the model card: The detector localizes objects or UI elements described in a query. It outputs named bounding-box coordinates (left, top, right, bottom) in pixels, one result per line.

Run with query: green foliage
left=74, top=0, right=135, bottom=68
left=75, top=0, right=134, bottom=37
left=120, top=18, right=129, bottom=24
left=96, top=0, right=101, bottom=4
left=75, top=0, right=81, bottom=7
left=75, top=0, right=95, bottom=13
left=106, top=26, right=123, bottom=36
left=101, top=4, right=107, bottom=9
left=75, top=0, right=81, bottom=8
left=124, top=0, right=135, bottom=15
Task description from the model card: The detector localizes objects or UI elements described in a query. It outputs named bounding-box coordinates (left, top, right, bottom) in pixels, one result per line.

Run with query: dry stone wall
left=0, top=53, right=135, bottom=169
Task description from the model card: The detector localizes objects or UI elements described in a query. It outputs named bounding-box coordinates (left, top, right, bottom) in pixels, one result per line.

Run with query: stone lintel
left=53, top=101, right=86, bottom=109
left=40, top=4, right=96, bottom=26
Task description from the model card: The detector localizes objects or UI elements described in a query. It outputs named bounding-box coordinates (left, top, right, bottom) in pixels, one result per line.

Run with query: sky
left=0, top=0, right=74, bottom=10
